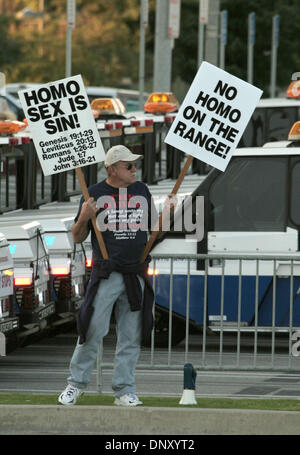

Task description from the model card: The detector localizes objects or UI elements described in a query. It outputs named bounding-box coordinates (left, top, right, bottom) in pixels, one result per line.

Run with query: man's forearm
left=72, top=219, right=90, bottom=243
left=72, top=197, right=97, bottom=243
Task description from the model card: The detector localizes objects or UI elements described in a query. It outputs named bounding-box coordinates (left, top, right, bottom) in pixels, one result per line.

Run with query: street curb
left=1, top=405, right=300, bottom=435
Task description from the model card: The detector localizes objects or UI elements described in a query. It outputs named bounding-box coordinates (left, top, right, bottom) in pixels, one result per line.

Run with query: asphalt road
left=1, top=324, right=300, bottom=401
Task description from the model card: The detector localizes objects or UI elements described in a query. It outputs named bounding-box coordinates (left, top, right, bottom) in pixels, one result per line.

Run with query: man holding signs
left=18, top=62, right=262, bottom=406
left=59, top=145, right=159, bottom=406
left=19, top=77, right=161, bottom=406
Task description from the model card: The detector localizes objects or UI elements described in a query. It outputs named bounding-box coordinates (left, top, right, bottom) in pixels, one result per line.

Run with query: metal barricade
left=52, top=121, right=168, bottom=200
left=166, top=143, right=181, bottom=180
left=0, top=139, right=54, bottom=211
left=0, top=114, right=174, bottom=210
left=96, top=253, right=300, bottom=390
left=31, top=145, right=52, bottom=207
left=0, top=140, right=36, bottom=212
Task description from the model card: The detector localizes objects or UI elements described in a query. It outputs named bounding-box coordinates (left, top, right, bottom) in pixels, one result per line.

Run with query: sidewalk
left=1, top=404, right=300, bottom=435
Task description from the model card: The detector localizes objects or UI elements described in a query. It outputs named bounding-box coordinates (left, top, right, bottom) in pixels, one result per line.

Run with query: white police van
left=0, top=211, right=87, bottom=319
left=35, top=202, right=93, bottom=279
left=0, top=221, right=55, bottom=330
left=239, top=80, right=300, bottom=147
left=0, top=232, right=18, bottom=336
left=240, top=97, right=300, bottom=147
left=38, top=216, right=86, bottom=316
left=149, top=121, right=300, bottom=345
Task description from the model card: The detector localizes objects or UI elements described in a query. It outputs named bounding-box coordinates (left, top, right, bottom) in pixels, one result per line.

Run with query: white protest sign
left=18, top=74, right=105, bottom=176
left=164, top=62, right=263, bottom=172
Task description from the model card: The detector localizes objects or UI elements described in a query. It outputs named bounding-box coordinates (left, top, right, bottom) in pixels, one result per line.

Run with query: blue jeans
left=67, top=271, right=144, bottom=398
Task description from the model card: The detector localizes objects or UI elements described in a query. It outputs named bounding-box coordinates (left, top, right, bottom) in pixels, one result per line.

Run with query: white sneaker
left=114, top=393, right=143, bottom=407
left=58, top=384, right=84, bottom=406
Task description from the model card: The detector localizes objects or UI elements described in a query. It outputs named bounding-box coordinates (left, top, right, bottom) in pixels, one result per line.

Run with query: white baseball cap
left=104, top=145, right=143, bottom=167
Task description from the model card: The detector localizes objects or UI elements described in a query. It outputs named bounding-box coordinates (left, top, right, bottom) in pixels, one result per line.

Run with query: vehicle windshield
left=208, top=156, right=287, bottom=231
left=240, top=106, right=300, bottom=146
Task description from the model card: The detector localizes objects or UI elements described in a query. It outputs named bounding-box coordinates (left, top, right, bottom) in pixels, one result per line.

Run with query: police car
left=149, top=120, right=300, bottom=345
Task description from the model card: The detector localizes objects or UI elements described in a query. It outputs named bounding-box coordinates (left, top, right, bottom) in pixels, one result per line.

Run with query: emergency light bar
left=286, top=81, right=300, bottom=99
left=91, top=97, right=126, bottom=116
left=0, top=120, right=27, bottom=134
left=144, top=92, right=179, bottom=114
left=288, top=121, right=300, bottom=140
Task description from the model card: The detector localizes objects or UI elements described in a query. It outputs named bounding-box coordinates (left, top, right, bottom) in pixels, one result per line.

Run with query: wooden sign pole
left=141, top=155, right=194, bottom=263
left=75, top=167, right=109, bottom=260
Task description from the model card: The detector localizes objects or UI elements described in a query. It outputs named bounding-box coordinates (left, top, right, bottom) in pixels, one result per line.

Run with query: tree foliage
left=0, top=0, right=300, bottom=97
left=170, top=0, right=300, bottom=97
left=1, top=0, right=142, bottom=86
left=0, top=15, right=23, bottom=71
left=220, top=0, right=300, bottom=95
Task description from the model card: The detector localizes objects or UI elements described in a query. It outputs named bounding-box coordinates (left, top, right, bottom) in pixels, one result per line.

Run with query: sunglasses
left=119, top=163, right=136, bottom=170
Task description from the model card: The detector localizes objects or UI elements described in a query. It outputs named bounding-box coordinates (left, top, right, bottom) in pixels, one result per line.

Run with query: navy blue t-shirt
left=75, top=180, right=157, bottom=266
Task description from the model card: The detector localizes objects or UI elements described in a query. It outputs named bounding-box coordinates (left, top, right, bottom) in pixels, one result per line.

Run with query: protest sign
left=18, top=74, right=106, bottom=176
left=141, top=62, right=263, bottom=260
left=19, top=75, right=108, bottom=258
left=164, top=61, right=263, bottom=172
